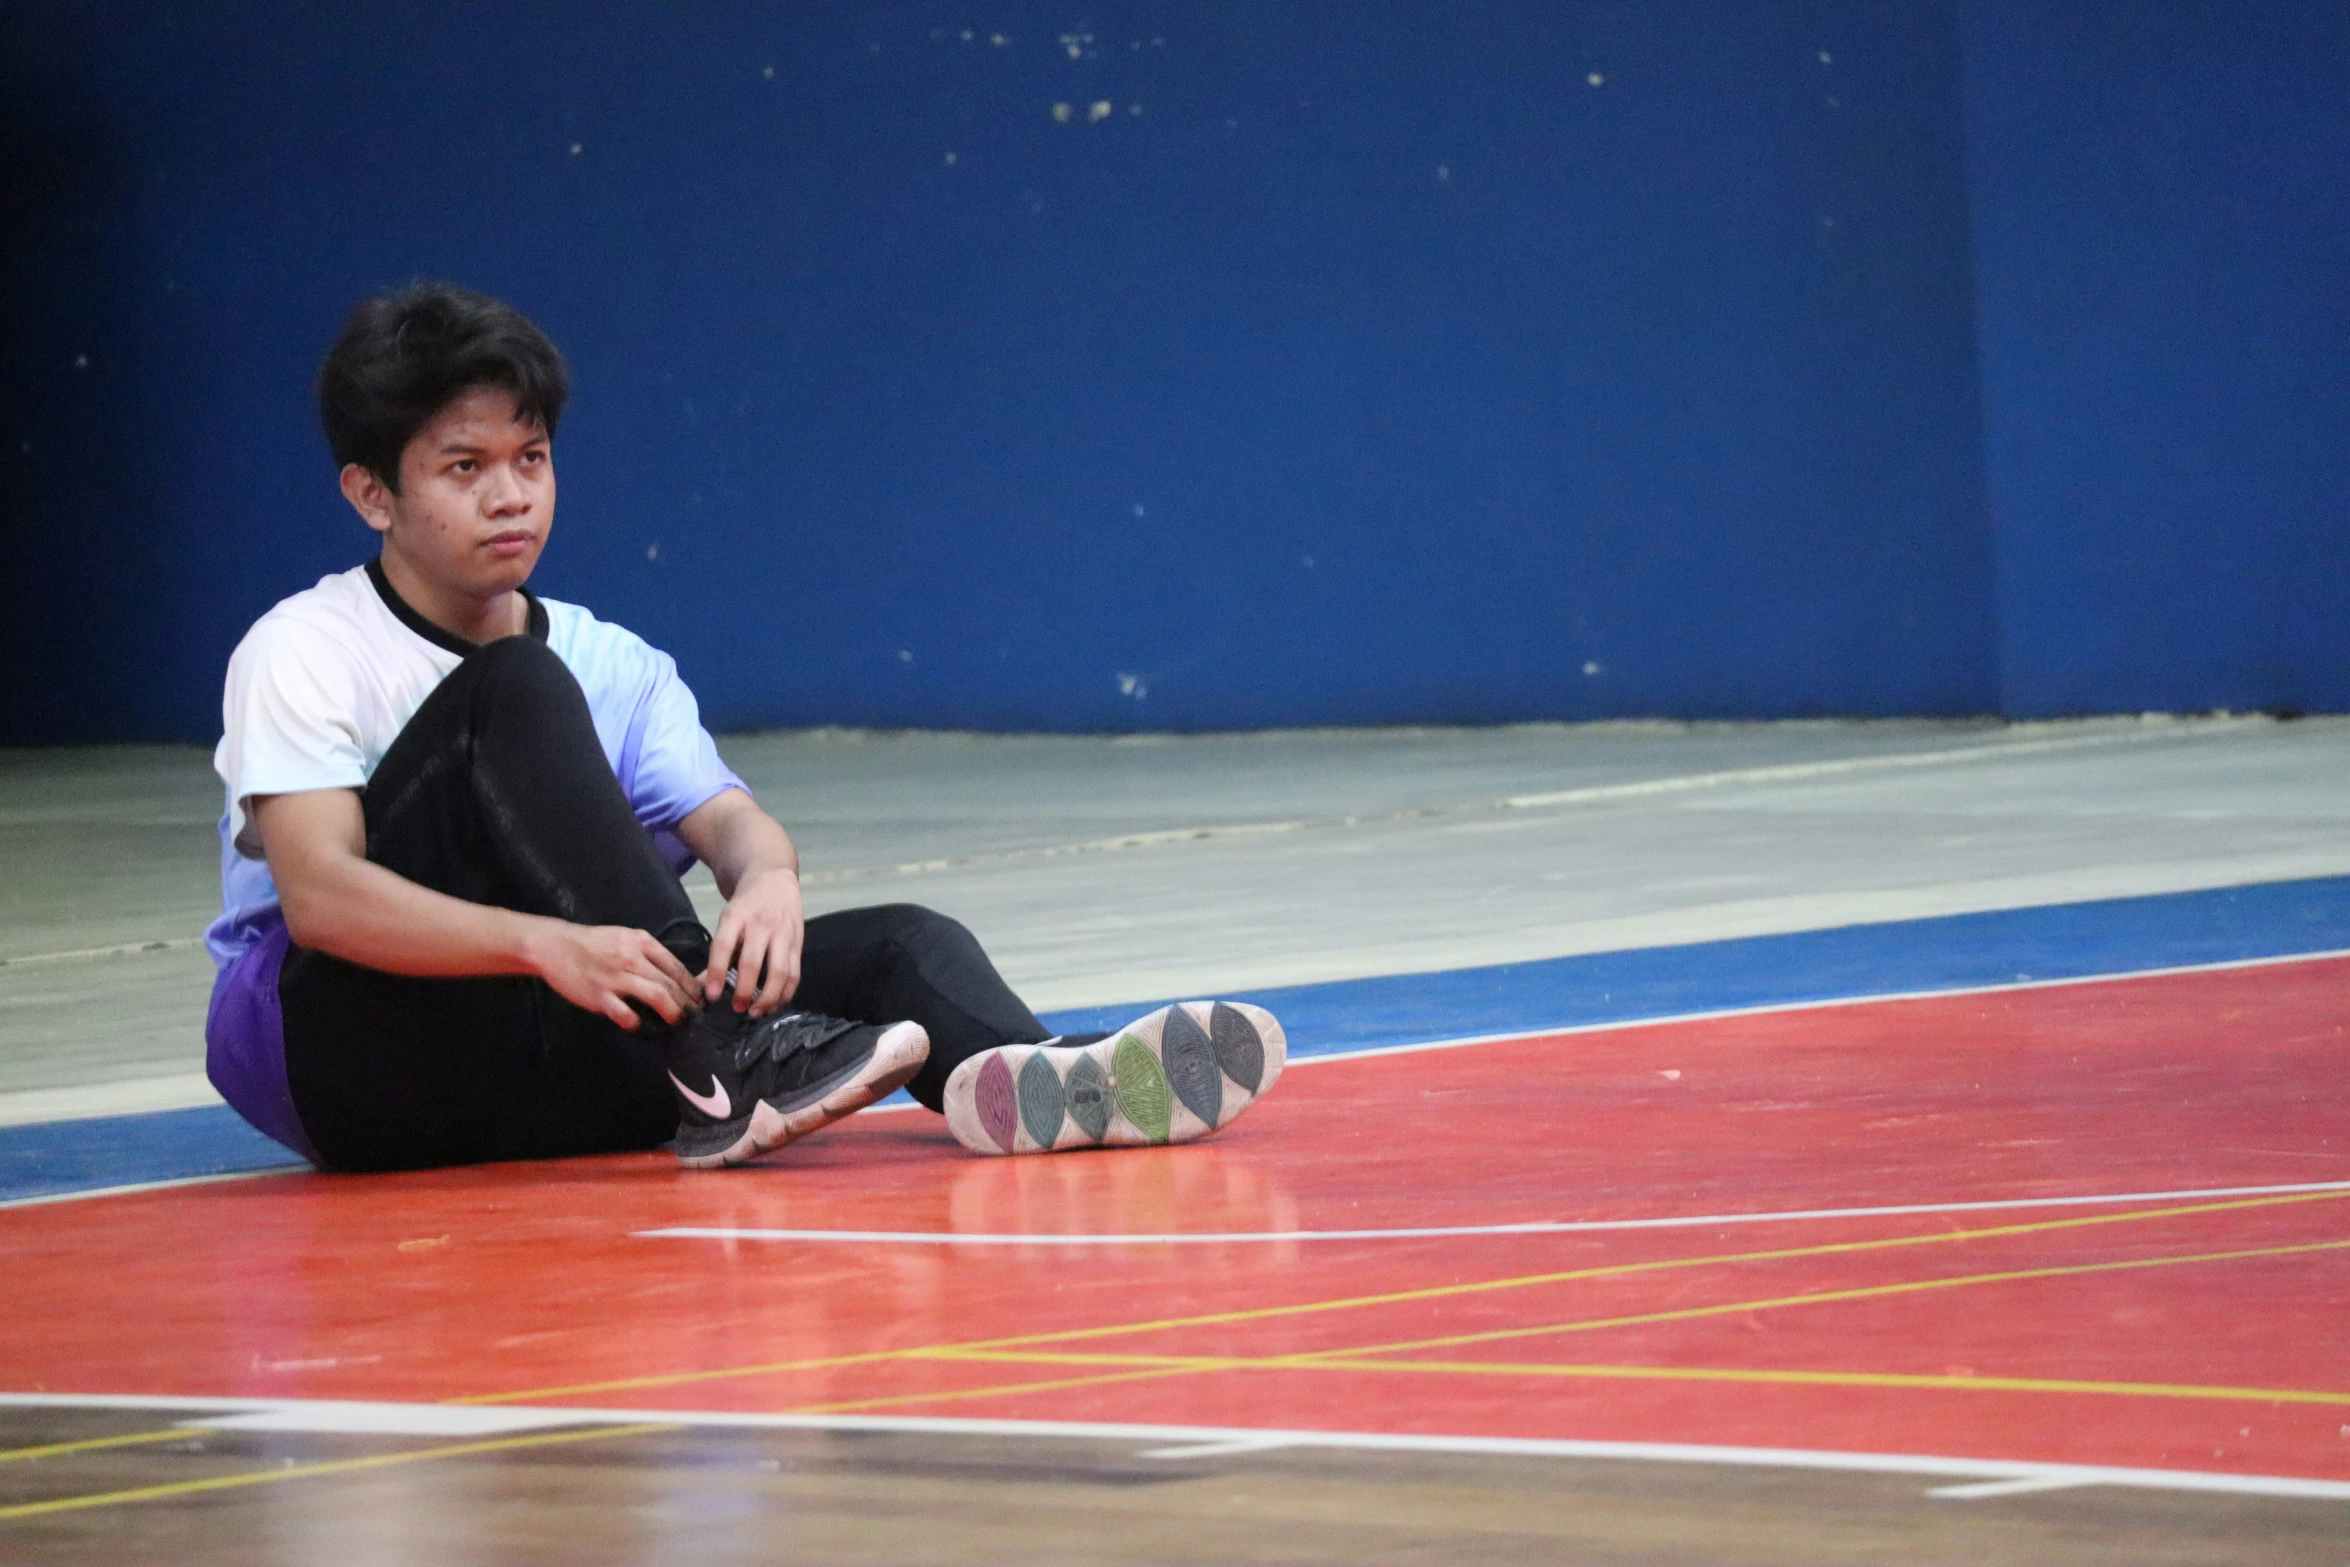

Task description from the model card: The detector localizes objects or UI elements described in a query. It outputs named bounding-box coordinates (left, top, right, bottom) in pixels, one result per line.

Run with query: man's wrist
left=504, top=911, right=563, bottom=978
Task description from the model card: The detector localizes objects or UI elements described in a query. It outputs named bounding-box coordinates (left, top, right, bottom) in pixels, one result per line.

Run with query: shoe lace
left=730, top=1010, right=859, bottom=1075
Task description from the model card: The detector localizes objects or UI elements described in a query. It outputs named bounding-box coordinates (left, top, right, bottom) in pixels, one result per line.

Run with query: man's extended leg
left=792, top=904, right=1059, bottom=1112
left=789, top=903, right=1287, bottom=1155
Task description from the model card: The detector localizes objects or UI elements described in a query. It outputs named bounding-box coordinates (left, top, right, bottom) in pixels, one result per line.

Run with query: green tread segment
left=1111, top=1032, right=1172, bottom=1143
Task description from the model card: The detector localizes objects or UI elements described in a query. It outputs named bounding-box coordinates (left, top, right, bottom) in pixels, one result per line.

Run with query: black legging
left=279, top=635, right=1051, bottom=1172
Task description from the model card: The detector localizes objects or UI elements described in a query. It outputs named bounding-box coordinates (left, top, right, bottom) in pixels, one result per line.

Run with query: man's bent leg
left=283, top=637, right=701, bottom=1171
left=360, top=637, right=704, bottom=949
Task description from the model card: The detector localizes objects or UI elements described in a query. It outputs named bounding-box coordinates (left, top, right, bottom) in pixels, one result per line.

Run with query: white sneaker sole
left=943, top=1002, right=1285, bottom=1156
left=678, top=1021, right=930, bottom=1170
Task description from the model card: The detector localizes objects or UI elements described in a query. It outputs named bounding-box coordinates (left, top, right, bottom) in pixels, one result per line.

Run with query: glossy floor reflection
left=5, top=955, right=2348, bottom=1560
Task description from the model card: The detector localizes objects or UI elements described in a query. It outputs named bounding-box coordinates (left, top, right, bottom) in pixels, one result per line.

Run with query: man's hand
left=527, top=922, right=703, bottom=1031
left=676, top=788, right=808, bottom=1018
left=706, top=865, right=804, bottom=1016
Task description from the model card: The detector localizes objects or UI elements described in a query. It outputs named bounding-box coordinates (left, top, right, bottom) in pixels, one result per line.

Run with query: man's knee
left=440, top=635, right=594, bottom=736
left=460, top=634, right=574, bottom=697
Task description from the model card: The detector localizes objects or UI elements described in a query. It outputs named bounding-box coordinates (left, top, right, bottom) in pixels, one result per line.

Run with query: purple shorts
left=204, top=919, right=321, bottom=1166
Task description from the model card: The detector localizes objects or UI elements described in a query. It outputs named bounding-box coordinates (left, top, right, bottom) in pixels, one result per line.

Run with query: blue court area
left=10, top=874, right=2343, bottom=1206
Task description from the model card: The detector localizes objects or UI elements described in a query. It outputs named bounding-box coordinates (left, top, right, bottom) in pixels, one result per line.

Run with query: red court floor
left=7, top=956, right=2348, bottom=1492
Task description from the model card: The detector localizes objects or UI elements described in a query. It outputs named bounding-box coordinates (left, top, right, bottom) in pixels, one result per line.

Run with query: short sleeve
left=218, top=617, right=369, bottom=857
left=614, top=645, right=749, bottom=842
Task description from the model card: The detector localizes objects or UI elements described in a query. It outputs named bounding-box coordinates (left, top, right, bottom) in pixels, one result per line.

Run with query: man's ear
left=339, top=463, right=396, bottom=536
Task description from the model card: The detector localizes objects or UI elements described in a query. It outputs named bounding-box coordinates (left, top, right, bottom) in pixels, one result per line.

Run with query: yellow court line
left=10, top=1211, right=2342, bottom=1510
left=904, top=1347, right=2350, bottom=1409
left=794, top=1235, right=2350, bottom=1414
left=1271, top=1235, right=2350, bottom=1364
left=1317, top=1359, right=2350, bottom=1406
left=464, top=1189, right=2349, bottom=1406
left=0, top=1422, right=676, bottom=1522
left=0, top=1429, right=196, bottom=1465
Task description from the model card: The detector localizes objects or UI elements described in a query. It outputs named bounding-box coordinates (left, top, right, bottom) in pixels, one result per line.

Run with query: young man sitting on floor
left=203, top=282, right=1283, bottom=1173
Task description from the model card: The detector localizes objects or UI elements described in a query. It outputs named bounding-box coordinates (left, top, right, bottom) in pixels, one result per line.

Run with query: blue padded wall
left=0, top=2, right=2339, bottom=741
left=1961, top=0, right=2350, bottom=717
left=0, top=2, right=1995, bottom=738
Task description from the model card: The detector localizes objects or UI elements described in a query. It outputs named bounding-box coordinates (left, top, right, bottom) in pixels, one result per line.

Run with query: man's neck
left=377, top=549, right=525, bottom=646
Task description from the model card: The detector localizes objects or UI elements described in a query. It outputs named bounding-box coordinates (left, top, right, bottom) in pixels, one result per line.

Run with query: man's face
left=345, top=385, right=554, bottom=598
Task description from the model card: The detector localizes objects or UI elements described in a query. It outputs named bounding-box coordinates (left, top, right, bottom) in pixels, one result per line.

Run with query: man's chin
left=477, top=551, right=542, bottom=592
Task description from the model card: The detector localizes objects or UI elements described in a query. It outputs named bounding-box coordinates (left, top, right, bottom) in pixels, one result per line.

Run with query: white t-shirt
left=205, top=563, right=746, bottom=970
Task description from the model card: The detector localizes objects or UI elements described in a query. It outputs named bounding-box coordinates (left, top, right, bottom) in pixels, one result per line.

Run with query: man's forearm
left=278, top=850, right=561, bottom=978
left=698, top=800, right=799, bottom=899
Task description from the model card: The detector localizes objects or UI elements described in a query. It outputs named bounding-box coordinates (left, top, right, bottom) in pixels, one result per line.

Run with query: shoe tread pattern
left=1017, top=1050, right=1066, bottom=1149
left=974, top=1052, right=1019, bottom=1153
left=1209, top=1003, right=1266, bottom=1094
left=1160, top=1005, right=1224, bottom=1128
left=1065, top=1054, right=1113, bottom=1143
left=1110, top=1032, right=1172, bottom=1143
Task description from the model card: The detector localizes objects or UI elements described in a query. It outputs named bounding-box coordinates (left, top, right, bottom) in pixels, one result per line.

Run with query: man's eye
left=453, top=459, right=477, bottom=473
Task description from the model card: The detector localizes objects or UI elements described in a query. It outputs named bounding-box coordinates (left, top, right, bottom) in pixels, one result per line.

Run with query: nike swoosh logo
left=669, top=1072, right=733, bottom=1120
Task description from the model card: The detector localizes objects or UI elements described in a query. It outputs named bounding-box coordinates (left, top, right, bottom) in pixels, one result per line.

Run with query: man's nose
left=482, top=462, right=531, bottom=514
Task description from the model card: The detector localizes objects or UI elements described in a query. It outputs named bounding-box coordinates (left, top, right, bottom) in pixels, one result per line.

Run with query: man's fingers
left=702, top=911, right=743, bottom=1003
left=752, top=934, right=792, bottom=1015
left=735, top=929, right=775, bottom=1016
left=618, top=970, right=687, bottom=1028
left=643, top=935, right=697, bottom=995
left=639, top=941, right=701, bottom=1021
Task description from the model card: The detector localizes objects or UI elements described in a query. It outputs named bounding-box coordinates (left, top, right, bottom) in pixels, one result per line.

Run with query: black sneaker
left=669, top=1003, right=929, bottom=1169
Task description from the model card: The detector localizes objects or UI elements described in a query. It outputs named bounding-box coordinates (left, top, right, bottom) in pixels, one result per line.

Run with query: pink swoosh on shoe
left=669, top=1072, right=732, bottom=1120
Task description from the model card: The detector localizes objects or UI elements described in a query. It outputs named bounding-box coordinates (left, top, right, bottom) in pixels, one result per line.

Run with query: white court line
left=1271, top=942, right=2350, bottom=1070
left=789, top=719, right=2255, bottom=887
left=633, top=1178, right=2350, bottom=1246
left=10, top=939, right=2344, bottom=1136
left=0, top=1072, right=222, bottom=1129
left=185, top=1402, right=602, bottom=1437
left=9, top=728, right=2180, bottom=970
left=837, top=941, right=2350, bottom=1119
left=2, top=1393, right=2345, bottom=1502
left=8, top=945, right=2349, bottom=1211
left=0, top=937, right=205, bottom=969
left=0, top=1166, right=306, bottom=1213
left=1137, top=1436, right=1299, bottom=1459
left=1930, top=1473, right=2103, bottom=1500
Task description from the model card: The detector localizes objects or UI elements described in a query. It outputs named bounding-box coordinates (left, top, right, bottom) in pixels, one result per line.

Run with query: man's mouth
left=485, top=531, right=536, bottom=559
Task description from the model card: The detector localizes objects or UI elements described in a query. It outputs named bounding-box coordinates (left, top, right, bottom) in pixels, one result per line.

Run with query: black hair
left=316, top=282, right=569, bottom=490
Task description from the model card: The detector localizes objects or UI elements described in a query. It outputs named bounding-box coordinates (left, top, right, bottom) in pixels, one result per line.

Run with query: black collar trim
left=366, top=558, right=548, bottom=654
